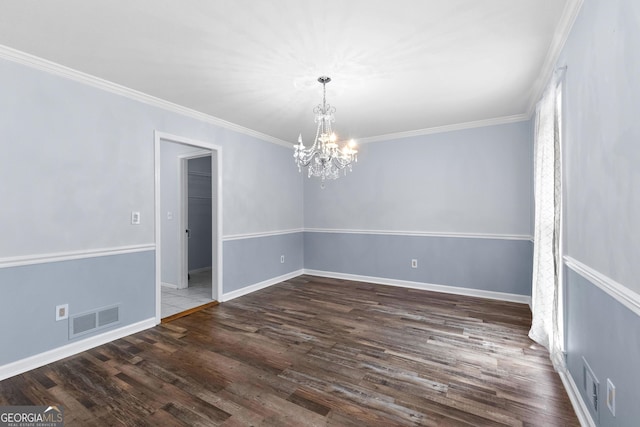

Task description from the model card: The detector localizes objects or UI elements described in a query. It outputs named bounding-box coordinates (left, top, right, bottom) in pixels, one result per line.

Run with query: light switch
left=131, top=211, right=141, bottom=225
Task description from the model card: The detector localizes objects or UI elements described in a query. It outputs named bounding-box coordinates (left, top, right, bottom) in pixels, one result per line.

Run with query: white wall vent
left=69, top=304, right=121, bottom=339
left=582, top=356, right=600, bottom=421
left=98, top=306, right=119, bottom=327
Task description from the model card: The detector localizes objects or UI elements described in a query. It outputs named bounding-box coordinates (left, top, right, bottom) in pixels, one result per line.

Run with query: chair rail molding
left=564, top=255, right=640, bottom=317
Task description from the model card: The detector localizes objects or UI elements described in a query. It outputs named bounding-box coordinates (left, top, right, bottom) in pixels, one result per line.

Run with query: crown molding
left=525, top=0, right=584, bottom=116
left=1, top=14, right=584, bottom=150
left=0, top=44, right=292, bottom=148
left=357, top=114, right=529, bottom=144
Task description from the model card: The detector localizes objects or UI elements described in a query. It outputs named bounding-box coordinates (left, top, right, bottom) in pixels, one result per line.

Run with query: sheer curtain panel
left=529, top=73, right=563, bottom=368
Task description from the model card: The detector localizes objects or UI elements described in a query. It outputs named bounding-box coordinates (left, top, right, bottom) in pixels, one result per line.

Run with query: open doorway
left=181, top=153, right=213, bottom=289
left=154, top=131, right=222, bottom=324
left=154, top=153, right=213, bottom=318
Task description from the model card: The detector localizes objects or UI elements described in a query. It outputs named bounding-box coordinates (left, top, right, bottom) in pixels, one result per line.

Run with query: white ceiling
left=0, top=0, right=581, bottom=144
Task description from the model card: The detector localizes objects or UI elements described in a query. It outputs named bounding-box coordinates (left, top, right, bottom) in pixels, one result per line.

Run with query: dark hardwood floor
left=0, top=275, right=579, bottom=426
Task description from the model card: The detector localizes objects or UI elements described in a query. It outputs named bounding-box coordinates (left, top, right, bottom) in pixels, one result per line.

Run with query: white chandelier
left=293, top=76, right=357, bottom=182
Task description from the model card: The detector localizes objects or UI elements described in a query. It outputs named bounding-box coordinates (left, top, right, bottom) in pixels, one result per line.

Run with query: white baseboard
left=557, top=360, right=596, bottom=427
left=0, top=317, right=156, bottom=381
left=161, top=281, right=179, bottom=289
left=303, top=269, right=532, bottom=305
left=221, top=269, right=304, bottom=302
left=220, top=269, right=531, bottom=305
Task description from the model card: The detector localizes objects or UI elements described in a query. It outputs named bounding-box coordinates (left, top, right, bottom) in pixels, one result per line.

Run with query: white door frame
left=154, top=131, right=223, bottom=324
left=179, top=151, right=212, bottom=290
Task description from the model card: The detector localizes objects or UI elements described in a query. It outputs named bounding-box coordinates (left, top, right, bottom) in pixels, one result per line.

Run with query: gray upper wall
left=558, top=0, right=640, bottom=295
left=223, top=130, right=303, bottom=237
left=304, top=121, right=533, bottom=237
left=0, top=57, right=304, bottom=260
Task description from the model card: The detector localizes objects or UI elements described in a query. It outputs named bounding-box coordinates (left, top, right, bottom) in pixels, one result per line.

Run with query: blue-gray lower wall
left=304, top=232, right=533, bottom=296
left=565, top=267, right=640, bottom=427
left=0, top=250, right=155, bottom=366
left=0, top=231, right=530, bottom=369
left=222, top=232, right=304, bottom=294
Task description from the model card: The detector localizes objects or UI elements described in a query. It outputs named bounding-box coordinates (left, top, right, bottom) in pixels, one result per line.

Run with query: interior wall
left=0, top=252, right=154, bottom=366
left=0, top=60, right=154, bottom=257
left=0, top=55, right=304, bottom=370
left=304, top=121, right=534, bottom=296
left=223, top=232, right=304, bottom=295
left=305, top=122, right=532, bottom=234
left=560, top=0, right=639, bottom=293
left=223, top=131, right=303, bottom=236
left=557, top=0, right=640, bottom=425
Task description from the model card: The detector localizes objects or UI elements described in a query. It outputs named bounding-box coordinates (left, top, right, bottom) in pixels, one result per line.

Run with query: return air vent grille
left=98, top=306, right=119, bottom=327
left=69, top=304, right=121, bottom=339
left=72, top=313, right=96, bottom=336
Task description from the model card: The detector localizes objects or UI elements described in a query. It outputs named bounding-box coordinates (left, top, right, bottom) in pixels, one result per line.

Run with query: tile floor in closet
left=161, top=269, right=213, bottom=318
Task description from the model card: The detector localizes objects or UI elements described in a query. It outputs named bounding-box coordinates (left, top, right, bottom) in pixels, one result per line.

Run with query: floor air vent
left=69, top=304, right=120, bottom=339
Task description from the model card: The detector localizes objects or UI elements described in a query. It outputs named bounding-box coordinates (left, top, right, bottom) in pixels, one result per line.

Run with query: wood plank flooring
left=0, top=275, right=579, bottom=426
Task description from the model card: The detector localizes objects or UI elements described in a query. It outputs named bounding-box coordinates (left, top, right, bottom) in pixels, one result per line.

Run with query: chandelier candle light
left=293, top=76, right=358, bottom=183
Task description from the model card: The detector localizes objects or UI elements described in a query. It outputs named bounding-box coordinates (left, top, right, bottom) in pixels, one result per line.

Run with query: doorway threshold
left=161, top=301, right=219, bottom=323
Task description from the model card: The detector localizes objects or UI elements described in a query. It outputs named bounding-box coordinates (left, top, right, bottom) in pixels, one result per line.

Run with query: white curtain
left=529, top=74, right=563, bottom=367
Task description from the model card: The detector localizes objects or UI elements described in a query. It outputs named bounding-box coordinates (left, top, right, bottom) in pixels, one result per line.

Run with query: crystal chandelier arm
left=296, top=150, right=319, bottom=167
left=294, top=75, right=357, bottom=183
left=331, top=152, right=355, bottom=168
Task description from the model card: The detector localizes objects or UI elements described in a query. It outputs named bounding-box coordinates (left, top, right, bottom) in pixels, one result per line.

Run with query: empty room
left=0, top=1, right=638, bottom=426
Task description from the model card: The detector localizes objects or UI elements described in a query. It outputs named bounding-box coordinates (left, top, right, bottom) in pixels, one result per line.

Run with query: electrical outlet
left=606, top=378, right=615, bottom=416
left=411, top=259, right=418, bottom=268
left=280, top=255, right=285, bottom=263
left=56, top=304, right=69, bottom=321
